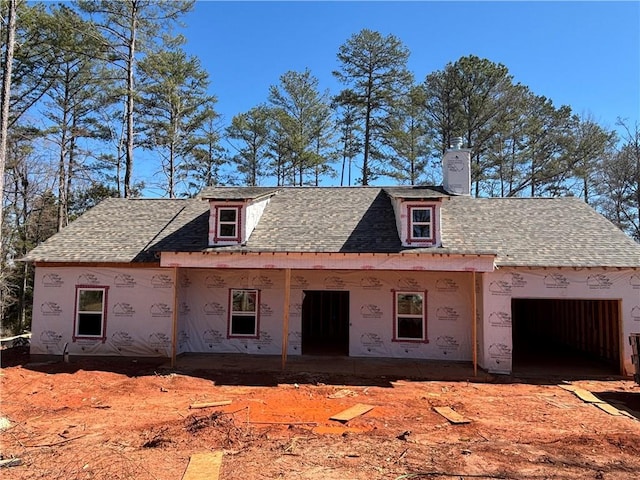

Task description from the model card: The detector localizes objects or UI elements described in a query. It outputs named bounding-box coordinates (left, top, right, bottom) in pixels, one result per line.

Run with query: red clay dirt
left=1, top=346, right=639, bottom=480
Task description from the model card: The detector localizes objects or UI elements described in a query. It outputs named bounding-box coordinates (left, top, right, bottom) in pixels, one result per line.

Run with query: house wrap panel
left=177, top=269, right=285, bottom=355
left=173, top=269, right=474, bottom=361
left=32, top=266, right=175, bottom=357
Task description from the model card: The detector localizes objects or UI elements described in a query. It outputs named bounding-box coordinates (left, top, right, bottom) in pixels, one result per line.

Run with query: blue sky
left=177, top=1, right=639, bottom=137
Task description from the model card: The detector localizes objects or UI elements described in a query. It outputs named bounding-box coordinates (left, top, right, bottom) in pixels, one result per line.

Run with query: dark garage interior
left=511, top=298, right=621, bottom=376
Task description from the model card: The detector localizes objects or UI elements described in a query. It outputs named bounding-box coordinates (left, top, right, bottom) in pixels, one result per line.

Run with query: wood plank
left=0, top=458, right=22, bottom=468
left=182, top=452, right=223, bottom=480
left=572, top=388, right=603, bottom=404
left=558, top=384, right=577, bottom=393
left=433, top=406, right=471, bottom=424
left=594, top=402, right=624, bottom=416
left=189, top=400, right=232, bottom=409
left=330, top=404, right=374, bottom=422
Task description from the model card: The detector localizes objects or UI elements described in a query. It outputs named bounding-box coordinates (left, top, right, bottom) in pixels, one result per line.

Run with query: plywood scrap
left=594, top=402, right=624, bottom=416
left=433, top=406, right=470, bottom=424
left=559, top=384, right=602, bottom=403
left=330, top=403, right=374, bottom=422
left=182, top=451, right=223, bottom=480
left=189, top=400, right=231, bottom=409
left=572, top=388, right=602, bottom=404
left=557, top=384, right=577, bottom=392
left=559, top=385, right=634, bottom=418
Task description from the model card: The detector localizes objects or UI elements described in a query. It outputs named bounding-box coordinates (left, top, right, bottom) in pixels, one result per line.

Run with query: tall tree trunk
left=57, top=91, right=70, bottom=232
left=18, top=162, right=27, bottom=331
left=124, top=4, right=138, bottom=198
left=168, top=142, right=174, bottom=198
left=0, top=0, right=17, bottom=254
left=363, top=99, right=372, bottom=186
left=66, top=112, right=77, bottom=223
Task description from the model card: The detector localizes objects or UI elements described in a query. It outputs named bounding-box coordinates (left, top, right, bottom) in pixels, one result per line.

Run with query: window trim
left=73, top=285, right=108, bottom=342
left=407, top=204, right=436, bottom=244
left=227, top=288, right=260, bottom=339
left=392, top=289, right=428, bottom=343
left=214, top=205, right=242, bottom=242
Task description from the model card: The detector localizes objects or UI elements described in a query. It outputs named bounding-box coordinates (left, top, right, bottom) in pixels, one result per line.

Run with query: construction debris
left=433, top=406, right=471, bottom=424
left=330, top=404, right=374, bottom=423
left=189, top=400, right=232, bottom=409
left=0, top=458, right=22, bottom=468
left=559, top=384, right=634, bottom=418
left=182, top=451, right=223, bottom=480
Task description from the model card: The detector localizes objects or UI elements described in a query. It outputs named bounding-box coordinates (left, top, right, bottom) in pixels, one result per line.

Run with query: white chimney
left=442, top=137, right=471, bottom=196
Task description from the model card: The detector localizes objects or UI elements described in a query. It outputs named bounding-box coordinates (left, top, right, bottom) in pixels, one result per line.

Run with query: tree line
left=1, top=0, right=638, bottom=333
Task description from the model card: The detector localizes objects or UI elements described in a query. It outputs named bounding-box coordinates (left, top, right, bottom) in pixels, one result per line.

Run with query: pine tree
left=137, top=47, right=217, bottom=198
left=333, top=29, right=412, bottom=185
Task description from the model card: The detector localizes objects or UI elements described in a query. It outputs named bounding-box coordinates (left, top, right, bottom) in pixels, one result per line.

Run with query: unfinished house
left=25, top=144, right=640, bottom=376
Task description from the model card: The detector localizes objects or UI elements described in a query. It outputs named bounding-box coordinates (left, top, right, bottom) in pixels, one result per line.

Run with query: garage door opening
left=512, top=299, right=621, bottom=376
left=301, top=291, right=349, bottom=356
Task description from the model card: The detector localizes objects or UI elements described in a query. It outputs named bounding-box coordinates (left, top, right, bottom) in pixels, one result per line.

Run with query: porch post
left=171, top=266, right=178, bottom=368
left=471, top=270, right=477, bottom=376
left=281, top=268, right=291, bottom=370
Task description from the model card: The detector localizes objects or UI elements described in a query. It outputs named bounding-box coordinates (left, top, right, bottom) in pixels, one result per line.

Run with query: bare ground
left=1, top=346, right=639, bottom=480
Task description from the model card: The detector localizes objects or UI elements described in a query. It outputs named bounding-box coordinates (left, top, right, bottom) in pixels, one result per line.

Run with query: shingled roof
left=23, top=198, right=208, bottom=263
left=24, top=187, right=640, bottom=268
left=440, top=196, right=640, bottom=267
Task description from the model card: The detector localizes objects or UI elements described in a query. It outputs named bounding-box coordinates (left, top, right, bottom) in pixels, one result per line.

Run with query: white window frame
left=74, top=286, right=108, bottom=341
left=393, top=290, right=427, bottom=342
left=228, top=288, right=259, bottom=338
left=216, top=206, right=240, bottom=240
left=408, top=205, right=434, bottom=241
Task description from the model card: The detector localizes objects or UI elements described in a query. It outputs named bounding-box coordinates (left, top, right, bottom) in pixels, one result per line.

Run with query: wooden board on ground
left=594, top=402, right=624, bottom=416
left=559, top=386, right=634, bottom=418
left=433, top=406, right=471, bottom=424
left=572, top=388, right=603, bottom=404
left=558, top=384, right=577, bottom=392
left=182, top=451, right=223, bottom=480
left=330, top=404, right=374, bottom=422
left=189, top=400, right=232, bottom=409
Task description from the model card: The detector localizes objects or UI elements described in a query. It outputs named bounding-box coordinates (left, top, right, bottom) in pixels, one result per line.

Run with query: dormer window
left=408, top=205, right=435, bottom=243
left=204, top=187, right=279, bottom=247
left=215, top=205, right=241, bottom=242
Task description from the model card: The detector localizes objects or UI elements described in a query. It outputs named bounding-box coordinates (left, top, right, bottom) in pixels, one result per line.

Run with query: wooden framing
left=471, top=270, right=477, bottom=376
left=171, top=266, right=178, bottom=368
left=281, top=269, right=291, bottom=369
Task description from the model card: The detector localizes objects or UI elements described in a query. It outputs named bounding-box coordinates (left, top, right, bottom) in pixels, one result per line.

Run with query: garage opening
left=511, top=298, right=621, bottom=376
left=301, top=291, right=349, bottom=356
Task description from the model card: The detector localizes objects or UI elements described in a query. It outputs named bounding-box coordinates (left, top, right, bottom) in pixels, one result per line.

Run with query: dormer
left=200, top=187, right=280, bottom=246
left=384, top=138, right=472, bottom=248
left=383, top=187, right=450, bottom=248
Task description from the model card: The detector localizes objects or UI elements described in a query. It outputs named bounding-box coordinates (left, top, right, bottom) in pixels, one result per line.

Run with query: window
left=74, top=286, right=108, bottom=340
left=393, top=291, right=427, bottom=342
left=409, top=206, right=434, bottom=241
left=228, top=289, right=259, bottom=338
left=216, top=206, right=241, bottom=240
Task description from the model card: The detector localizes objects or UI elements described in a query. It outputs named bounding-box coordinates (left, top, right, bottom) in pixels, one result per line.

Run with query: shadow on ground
left=3, top=346, right=633, bottom=389
left=593, top=390, right=640, bottom=420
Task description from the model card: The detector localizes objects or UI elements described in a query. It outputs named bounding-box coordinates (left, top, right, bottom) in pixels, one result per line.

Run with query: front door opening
left=301, top=290, right=349, bottom=356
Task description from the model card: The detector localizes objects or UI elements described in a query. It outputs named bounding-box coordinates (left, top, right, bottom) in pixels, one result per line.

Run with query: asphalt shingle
left=24, top=188, right=640, bottom=268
